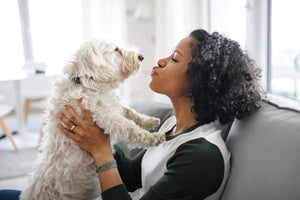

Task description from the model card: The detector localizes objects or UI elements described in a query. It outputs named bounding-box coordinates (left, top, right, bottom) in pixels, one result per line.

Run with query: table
left=0, top=68, right=60, bottom=136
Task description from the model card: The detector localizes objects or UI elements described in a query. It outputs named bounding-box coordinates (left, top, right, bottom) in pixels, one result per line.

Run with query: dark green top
left=102, top=125, right=225, bottom=200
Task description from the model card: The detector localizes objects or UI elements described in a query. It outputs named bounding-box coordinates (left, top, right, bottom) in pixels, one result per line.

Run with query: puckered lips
left=151, top=67, right=158, bottom=76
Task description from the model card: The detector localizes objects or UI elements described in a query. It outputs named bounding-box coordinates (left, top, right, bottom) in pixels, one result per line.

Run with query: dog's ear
left=63, top=58, right=78, bottom=77
left=73, top=47, right=97, bottom=77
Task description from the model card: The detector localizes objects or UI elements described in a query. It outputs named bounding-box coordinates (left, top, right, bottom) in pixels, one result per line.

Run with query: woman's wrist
left=94, top=155, right=115, bottom=167
left=93, top=146, right=123, bottom=193
left=96, top=160, right=117, bottom=173
left=92, top=146, right=115, bottom=167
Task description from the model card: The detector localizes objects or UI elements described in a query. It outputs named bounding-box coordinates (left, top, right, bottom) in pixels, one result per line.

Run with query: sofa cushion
left=221, top=95, right=300, bottom=200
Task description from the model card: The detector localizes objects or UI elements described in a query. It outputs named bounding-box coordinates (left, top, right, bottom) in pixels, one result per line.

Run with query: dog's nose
left=138, top=54, right=144, bottom=62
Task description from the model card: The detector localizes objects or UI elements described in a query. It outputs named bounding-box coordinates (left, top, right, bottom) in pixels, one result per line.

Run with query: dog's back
left=20, top=79, right=107, bottom=200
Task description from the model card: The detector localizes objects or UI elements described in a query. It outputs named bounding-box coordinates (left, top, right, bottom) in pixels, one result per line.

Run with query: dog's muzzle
left=138, top=54, right=144, bottom=62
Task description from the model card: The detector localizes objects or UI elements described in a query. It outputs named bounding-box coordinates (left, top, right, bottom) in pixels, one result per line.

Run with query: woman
left=59, top=29, right=262, bottom=199
left=0, top=29, right=262, bottom=199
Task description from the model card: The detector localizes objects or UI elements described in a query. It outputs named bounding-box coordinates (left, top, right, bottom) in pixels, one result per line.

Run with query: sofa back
left=221, top=95, right=300, bottom=200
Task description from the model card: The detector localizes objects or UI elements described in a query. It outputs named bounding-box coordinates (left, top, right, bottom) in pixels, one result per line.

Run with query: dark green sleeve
left=102, top=184, right=131, bottom=200
left=114, top=145, right=147, bottom=192
left=102, top=146, right=147, bottom=200
left=141, top=138, right=225, bottom=200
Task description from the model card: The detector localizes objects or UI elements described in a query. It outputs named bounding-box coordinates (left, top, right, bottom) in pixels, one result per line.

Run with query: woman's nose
left=158, top=57, right=168, bottom=68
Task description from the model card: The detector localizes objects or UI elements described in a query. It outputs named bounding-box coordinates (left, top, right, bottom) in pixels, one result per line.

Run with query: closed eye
left=171, top=58, right=178, bottom=62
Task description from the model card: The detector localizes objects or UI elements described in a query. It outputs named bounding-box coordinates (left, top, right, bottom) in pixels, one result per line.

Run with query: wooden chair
left=21, top=75, right=57, bottom=124
left=0, top=104, right=20, bottom=152
left=24, top=97, right=47, bottom=123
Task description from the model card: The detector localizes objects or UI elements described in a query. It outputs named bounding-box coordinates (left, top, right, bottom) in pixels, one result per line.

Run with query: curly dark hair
left=187, top=29, right=262, bottom=124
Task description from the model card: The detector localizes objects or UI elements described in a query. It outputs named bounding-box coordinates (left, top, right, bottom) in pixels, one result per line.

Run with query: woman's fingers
left=58, top=124, right=80, bottom=142
left=60, top=113, right=75, bottom=129
left=59, top=112, right=83, bottom=134
left=77, top=98, right=93, bottom=123
left=64, top=104, right=86, bottom=128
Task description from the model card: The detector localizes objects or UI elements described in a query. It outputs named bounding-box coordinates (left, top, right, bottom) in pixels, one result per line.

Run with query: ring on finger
left=70, top=125, right=76, bottom=131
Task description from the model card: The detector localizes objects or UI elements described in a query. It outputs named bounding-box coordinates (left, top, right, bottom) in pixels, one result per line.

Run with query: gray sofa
left=127, top=94, right=300, bottom=200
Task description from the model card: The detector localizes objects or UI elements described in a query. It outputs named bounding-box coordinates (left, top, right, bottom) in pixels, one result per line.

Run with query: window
left=82, top=0, right=126, bottom=44
left=0, top=0, right=125, bottom=73
left=0, top=0, right=24, bottom=69
left=210, top=0, right=247, bottom=47
left=270, top=0, right=300, bottom=100
left=28, top=0, right=84, bottom=72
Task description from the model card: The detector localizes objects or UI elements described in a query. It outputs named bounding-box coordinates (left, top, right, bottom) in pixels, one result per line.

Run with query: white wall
left=153, top=0, right=209, bottom=103
left=122, top=0, right=155, bottom=102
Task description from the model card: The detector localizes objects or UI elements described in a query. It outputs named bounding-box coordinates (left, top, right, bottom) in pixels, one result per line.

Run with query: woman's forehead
left=175, top=37, right=193, bottom=56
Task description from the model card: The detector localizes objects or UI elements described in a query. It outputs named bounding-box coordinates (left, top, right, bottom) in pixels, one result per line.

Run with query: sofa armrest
left=221, top=95, right=300, bottom=200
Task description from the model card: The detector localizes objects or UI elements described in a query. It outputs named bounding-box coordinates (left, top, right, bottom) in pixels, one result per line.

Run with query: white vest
left=141, top=116, right=231, bottom=200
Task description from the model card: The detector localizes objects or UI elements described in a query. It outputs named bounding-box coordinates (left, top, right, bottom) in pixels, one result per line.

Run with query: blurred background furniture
left=0, top=68, right=58, bottom=137
left=21, top=75, right=57, bottom=123
left=20, top=74, right=58, bottom=148
left=0, top=103, right=20, bottom=152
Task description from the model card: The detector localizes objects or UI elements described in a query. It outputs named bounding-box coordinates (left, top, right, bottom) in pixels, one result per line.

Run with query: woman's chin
left=149, top=81, right=155, bottom=92
left=149, top=81, right=161, bottom=94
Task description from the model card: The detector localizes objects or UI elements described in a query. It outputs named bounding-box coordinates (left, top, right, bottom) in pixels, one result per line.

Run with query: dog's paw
left=141, top=117, right=160, bottom=130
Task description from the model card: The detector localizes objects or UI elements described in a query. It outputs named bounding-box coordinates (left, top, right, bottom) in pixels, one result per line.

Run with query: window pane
left=271, top=0, right=300, bottom=100
left=0, top=0, right=24, bottom=69
left=210, top=0, right=246, bottom=47
left=84, top=0, right=126, bottom=44
left=100, top=0, right=126, bottom=43
left=28, top=0, right=84, bottom=72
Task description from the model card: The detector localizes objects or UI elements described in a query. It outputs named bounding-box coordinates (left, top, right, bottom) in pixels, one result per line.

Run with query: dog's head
left=64, top=39, right=143, bottom=90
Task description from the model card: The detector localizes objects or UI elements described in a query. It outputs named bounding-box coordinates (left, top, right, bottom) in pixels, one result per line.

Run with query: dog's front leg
left=98, top=114, right=164, bottom=148
left=122, top=106, right=160, bottom=130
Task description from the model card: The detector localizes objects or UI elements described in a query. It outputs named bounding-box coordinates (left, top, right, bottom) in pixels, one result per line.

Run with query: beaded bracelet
left=96, top=160, right=117, bottom=173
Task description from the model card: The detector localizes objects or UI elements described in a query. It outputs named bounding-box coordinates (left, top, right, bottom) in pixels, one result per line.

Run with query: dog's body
left=20, top=40, right=165, bottom=200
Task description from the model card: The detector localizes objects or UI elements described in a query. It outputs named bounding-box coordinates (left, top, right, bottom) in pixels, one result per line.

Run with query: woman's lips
left=151, top=67, right=158, bottom=76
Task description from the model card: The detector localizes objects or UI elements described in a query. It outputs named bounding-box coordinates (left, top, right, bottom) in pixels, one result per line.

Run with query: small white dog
left=20, top=40, right=165, bottom=200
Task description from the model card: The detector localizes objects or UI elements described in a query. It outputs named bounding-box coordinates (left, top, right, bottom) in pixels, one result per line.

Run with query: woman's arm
left=114, top=145, right=146, bottom=191
left=58, top=99, right=129, bottom=197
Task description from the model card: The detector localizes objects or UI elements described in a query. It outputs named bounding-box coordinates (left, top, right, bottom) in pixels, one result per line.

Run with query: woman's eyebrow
left=172, top=49, right=183, bottom=56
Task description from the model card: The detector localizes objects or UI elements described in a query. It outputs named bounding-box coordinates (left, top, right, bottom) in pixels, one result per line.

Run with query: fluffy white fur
left=20, top=40, right=165, bottom=200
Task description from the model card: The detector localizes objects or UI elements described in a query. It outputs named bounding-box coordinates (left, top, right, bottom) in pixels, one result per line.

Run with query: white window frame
left=206, top=0, right=271, bottom=93
left=244, top=0, right=269, bottom=91
left=18, top=0, right=34, bottom=66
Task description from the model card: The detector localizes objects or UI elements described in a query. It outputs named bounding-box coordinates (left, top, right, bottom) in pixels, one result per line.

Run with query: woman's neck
left=169, top=96, right=198, bottom=135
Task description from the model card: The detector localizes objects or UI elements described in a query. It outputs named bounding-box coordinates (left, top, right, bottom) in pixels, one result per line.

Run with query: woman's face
left=150, top=37, right=193, bottom=98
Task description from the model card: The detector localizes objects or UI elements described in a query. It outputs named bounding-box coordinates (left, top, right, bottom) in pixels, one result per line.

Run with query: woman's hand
left=58, top=99, right=113, bottom=161
left=59, top=99, right=124, bottom=192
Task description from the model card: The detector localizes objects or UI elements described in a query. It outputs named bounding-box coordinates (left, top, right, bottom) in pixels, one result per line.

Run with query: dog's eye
left=114, top=47, right=119, bottom=52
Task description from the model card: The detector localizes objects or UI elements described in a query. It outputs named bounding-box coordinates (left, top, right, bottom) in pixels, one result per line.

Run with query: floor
left=0, top=108, right=43, bottom=190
